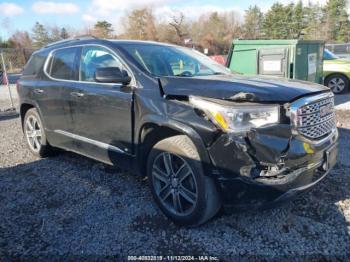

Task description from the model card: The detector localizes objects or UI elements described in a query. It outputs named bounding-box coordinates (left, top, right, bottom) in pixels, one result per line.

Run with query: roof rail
left=44, top=35, right=98, bottom=48
left=74, top=35, right=98, bottom=40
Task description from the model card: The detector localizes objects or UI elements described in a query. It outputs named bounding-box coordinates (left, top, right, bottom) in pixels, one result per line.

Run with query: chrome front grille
left=298, top=117, right=336, bottom=139
left=299, top=96, right=334, bottom=115
left=290, top=93, right=336, bottom=140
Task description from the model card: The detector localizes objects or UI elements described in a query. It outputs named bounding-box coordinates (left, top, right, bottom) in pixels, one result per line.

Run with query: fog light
left=303, top=142, right=314, bottom=154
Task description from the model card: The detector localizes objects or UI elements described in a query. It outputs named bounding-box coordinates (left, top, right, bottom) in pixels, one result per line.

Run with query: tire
left=325, top=74, right=349, bottom=94
left=23, top=108, right=54, bottom=157
left=147, top=135, right=221, bottom=226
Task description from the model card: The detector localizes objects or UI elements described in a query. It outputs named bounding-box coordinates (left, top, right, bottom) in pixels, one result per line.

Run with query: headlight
left=189, top=96, right=280, bottom=133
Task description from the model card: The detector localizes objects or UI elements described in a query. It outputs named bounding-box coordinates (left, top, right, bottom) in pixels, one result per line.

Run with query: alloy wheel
left=25, top=115, right=43, bottom=153
left=328, top=77, right=346, bottom=94
left=152, top=152, right=198, bottom=216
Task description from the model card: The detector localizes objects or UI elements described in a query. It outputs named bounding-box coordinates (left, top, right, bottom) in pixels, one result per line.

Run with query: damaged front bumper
left=208, top=125, right=339, bottom=211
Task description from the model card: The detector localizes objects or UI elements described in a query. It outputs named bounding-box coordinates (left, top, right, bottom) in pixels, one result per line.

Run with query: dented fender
left=247, top=124, right=291, bottom=164
left=208, top=123, right=338, bottom=180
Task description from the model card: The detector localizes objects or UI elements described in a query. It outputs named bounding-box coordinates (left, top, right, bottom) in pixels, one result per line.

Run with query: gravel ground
left=335, top=93, right=350, bottom=111
left=0, top=85, right=17, bottom=102
left=0, top=96, right=350, bottom=260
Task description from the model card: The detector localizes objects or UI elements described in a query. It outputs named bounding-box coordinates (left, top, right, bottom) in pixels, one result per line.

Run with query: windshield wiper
left=175, top=72, right=227, bottom=77
left=175, top=72, right=194, bottom=77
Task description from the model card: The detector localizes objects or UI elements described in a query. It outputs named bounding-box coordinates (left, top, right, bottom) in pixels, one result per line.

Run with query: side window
left=323, top=52, right=330, bottom=60
left=80, top=46, right=123, bottom=82
left=48, top=47, right=79, bottom=80
left=22, top=53, right=46, bottom=76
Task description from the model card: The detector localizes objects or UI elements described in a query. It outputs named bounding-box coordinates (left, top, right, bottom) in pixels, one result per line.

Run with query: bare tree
left=189, top=11, right=242, bottom=55
left=10, top=31, right=33, bottom=49
left=169, top=12, right=188, bottom=43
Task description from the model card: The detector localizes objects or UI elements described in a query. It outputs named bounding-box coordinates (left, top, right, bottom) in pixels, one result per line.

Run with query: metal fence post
left=0, top=50, right=15, bottom=109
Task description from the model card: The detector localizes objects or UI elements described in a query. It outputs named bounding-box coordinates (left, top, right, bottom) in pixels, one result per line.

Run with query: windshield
left=324, top=49, right=339, bottom=60
left=119, top=43, right=231, bottom=77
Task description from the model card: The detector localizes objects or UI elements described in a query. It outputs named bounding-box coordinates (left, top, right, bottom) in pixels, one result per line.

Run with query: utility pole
left=1, top=51, right=15, bottom=109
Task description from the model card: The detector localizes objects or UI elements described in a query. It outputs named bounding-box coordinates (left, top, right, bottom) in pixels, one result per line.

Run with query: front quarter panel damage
left=247, top=125, right=291, bottom=165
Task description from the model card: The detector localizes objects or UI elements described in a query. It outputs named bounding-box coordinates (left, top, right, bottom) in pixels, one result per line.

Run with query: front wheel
left=147, top=135, right=221, bottom=226
left=325, top=74, right=349, bottom=94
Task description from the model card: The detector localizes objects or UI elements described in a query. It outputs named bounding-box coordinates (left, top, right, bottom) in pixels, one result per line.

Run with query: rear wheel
left=23, top=108, right=54, bottom=157
left=325, top=74, right=349, bottom=94
left=147, top=135, right=221, bottom=226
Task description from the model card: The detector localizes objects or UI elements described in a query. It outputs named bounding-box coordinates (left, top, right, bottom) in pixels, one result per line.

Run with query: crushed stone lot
left=0, top=97, right=350, bottom=260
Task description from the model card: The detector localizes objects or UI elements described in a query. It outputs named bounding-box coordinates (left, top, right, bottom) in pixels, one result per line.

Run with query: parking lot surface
left=0, top=95, right=349, bottom=260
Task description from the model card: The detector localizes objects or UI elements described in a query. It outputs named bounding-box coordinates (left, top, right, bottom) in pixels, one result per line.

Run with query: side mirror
left=95, top=67, right=131, bottom=85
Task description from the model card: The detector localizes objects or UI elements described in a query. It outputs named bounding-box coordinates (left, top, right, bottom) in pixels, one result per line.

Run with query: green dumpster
left=226, top=39, right=325, bottom=84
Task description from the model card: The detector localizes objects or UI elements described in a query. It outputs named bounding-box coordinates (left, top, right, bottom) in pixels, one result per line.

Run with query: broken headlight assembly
left=189, top=96, right=280, bottom=133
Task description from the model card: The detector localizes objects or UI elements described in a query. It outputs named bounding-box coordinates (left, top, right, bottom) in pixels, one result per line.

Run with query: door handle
left=34, top=89, right=44, bottom=94
left=70, top=92, right=84, bottom=98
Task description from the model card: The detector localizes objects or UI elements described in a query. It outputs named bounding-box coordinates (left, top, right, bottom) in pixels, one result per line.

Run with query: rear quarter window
left=22, top=53, right=46, bottom=76
left=47, top=47, right=79, bottom=80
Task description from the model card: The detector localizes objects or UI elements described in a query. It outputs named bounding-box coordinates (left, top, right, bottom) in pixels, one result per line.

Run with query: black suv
left=18, top=37, right=338, bottom=226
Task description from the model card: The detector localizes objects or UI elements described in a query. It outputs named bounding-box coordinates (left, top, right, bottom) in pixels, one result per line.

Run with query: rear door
left=42, top=46, right=80, bottom=149
left=69, top=45, right=134, bottom=166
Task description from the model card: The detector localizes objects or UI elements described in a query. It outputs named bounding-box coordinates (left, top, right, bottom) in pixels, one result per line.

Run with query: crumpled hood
left=160, top=74, right=329, bottom=102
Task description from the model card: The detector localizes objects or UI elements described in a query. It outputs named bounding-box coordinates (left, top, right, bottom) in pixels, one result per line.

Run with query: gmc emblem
left=320, top=103, right=333, bottom=117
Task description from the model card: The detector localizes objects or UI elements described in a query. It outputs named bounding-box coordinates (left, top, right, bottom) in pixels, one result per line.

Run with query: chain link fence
left=0, top=48, right=35, bottom=115
left=326, top=43, right=350, bottom=60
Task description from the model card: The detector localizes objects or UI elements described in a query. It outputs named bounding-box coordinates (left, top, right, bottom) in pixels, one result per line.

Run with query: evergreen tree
left=124, top=8, right=157, bottom=40
left=322, top=0, right=350, bottom=42
left=94, top=21, right=114, bottom=38
left=243, top=5, right=264, bottom=39
left=32, top=22, right=50, bottom=48
left=291, top=1, right=305, bottom=38
left=60, top=27, right=69, bottom=39
left=303, top=3, right=323, bottom=40
left=263, top=2, right=309, bottom=40
left=284, top=3, right=295, bottom=38
left=263, top=3, right=289, bottom=39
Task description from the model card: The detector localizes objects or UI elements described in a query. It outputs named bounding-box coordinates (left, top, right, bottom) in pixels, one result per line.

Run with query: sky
left=0, top=0, right=330, bottom=39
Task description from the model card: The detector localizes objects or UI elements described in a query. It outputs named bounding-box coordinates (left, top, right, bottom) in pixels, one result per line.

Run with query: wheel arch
left=136, top=117, right=213, bottom=177
left=20, top=103, right=35, bottom=130
left=324, top=72, right=350, bottom=83
left=19, top=101, right=46, bottom=131
left=324, top=73, right=350, bottom=93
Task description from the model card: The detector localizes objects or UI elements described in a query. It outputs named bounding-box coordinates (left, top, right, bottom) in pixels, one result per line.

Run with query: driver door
left=69, top=45, right=133, bottom=167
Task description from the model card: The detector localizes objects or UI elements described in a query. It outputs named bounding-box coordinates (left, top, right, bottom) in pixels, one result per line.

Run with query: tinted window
left=22, top=53, right=46, bottom=76
left=324, top=49, right=339, bottom=60
left=80, top=46, right=123, bottom=82
left=49, top=47, right=78, bottom=80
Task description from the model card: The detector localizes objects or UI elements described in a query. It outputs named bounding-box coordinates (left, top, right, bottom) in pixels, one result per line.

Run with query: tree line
left=0, top=0, right=349, bottom=55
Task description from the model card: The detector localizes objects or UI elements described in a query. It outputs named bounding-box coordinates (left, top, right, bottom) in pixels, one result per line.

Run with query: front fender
left=137, top=114, right=214, bottom=177
left=323, top=64, right=350, bottom=79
